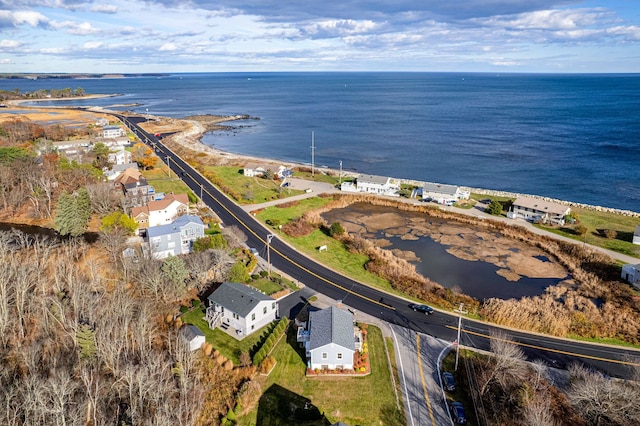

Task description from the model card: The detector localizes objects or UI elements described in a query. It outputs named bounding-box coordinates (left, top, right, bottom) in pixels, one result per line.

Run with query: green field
left=142, top=166, right=191, bottom=194
left=256, top=197, right=332, bottom=229
left=238, top=325, right=403, bottom=426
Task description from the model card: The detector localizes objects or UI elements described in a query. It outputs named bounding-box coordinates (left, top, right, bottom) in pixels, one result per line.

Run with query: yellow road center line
left=446, top=326, right=640, bottom=367
left=417, top=334, right=437, bottom=426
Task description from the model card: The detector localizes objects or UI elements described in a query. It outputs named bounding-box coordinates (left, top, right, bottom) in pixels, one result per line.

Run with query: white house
left=131, top=193, right=189, bottom=228
left=633, top=225, right=640, bottom=245
left=205, top=282, right=278, bottom=338
left=621, top=264, right=640, bottom=289
left=95, top=117, right=109, bottom=127
left=243, top=162, right=266, bottom=177
left=298, top=306, right=358, bottom=370
left=275, top=165, right=294, bottom=179
left=108, top=146, right=132, bottom=166
left=180, top=325, right=206, bottom=351
left=422, top=182, right=469, bottom=205
left=145, top=215, right=205, bottom=259
left=357, top=175, right=400, bottom=196
left=509, top=197, right=570, bottom=225
left=103, top=125, right=126, bottom=139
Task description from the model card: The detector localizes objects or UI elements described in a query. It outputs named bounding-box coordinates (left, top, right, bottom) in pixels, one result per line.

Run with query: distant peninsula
left=0, top=73, right=169, bottom=80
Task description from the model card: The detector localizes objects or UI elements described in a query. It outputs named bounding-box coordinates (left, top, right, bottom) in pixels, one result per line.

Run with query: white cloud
left=40, top=47, right=67, bottom=54
left=83, top=41, right=103, bottom=49
left=91, top=4, right=118, bottom=14
left=0, top=58, right=14, bottom=63
left=0, top=39, right=23, bottom=48
left=607, top=25, right=640, bottom=41
left=0, top=10, right=49, bottom=27
left=159, top=42, right=178, bottom=51
left=50, top=20, right=100, bottom=35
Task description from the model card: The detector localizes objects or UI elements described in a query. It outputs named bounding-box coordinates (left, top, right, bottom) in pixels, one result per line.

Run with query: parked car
left=450, top=401, right=467, bottom=424
left=442, top=371, right=456, bottom=391
left=409, top=303, right=434, bottom=315
left=249, top=247, right=259, bottom=257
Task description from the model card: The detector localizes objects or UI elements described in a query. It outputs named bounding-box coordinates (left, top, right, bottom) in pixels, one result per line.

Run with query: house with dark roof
left=146, top=215, right=204, bottom=259
left=180, top=325, right=206, bottom=351
left=298, top=306, right=357, bottom=370
left=422, top=182, right=469, bottom=205
left=622, top=263, right=640, bottom=289
left=205, top=282, right=278, bottom=338
left=340, top=174, right=400, bottom=196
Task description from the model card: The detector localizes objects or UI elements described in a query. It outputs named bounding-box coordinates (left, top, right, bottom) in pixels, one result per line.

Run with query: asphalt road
left=114, top=113, right=640, bottom=380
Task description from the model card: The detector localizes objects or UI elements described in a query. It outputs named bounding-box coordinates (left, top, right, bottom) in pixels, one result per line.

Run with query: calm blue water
left=3, top=72, right=639, bottom=212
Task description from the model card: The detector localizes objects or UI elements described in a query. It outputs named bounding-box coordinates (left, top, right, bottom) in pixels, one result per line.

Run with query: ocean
left=3, top=72, right=640, bottom=212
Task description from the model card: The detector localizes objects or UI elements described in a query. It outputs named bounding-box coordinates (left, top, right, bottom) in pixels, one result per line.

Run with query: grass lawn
left=536, top=206, right=640, bottom=257
left=249, top=278, right=283, bottom=296
left=181, top=305, right=273, bottom=364
left=256, top=197, right=332, bottom=228
left=470, top=193, right=514, bottom=203
left=204, top=165, right=305, bottom=204
left=141, top=166, right=192, bottom=194
left=293, top=170, right=340, bottom=186
left=238, top=325, right=403, bottom=426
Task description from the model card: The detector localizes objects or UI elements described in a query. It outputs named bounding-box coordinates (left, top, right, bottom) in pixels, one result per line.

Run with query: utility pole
left=166, top=156, right=171, bottom=177
left=339, top=160, right=342, bottom=185
left=454, top=303, right=468, bottom=371
left=311, top=131, right=315, bottom=177
left=200, top=183, right=203, bottom=202
left=266, top=234, right=275, bottom=277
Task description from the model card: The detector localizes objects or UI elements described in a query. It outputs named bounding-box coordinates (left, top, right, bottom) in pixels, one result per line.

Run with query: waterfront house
left=180, top=325, right=206, bottom=351
left=622, top=263, right=640, bottom=289
left=131, top=193, right=189, bottom=229
left=633, top=225, right=640, bottom=245
left=95, top=117, right=109, bottom=127
left=297, top=306, right=360, bottom=370
left=275, top=165, right=294, bottom=179
left=243, top=162, right=267, bottom=177
left=341, top=174, right=400, bottom=196
left=510, top=197, right=570, bottom=225
left=103, top=125, right=126, bottom=139
left=146, top=215, right=204, bottom=259
left=205, top=282, right=278, bottom=338
left=422, top=182, right=470, bottom=204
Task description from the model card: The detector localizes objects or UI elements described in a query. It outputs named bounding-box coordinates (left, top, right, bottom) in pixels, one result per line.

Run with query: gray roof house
left=146, top=215, right=205, bottom=259
left=353, top=174, right=400, bottom=196
left=205, top=282, right=278, bottom=339
left=299, top=306, right=357, bottom=370
left=510, top=196, right=570, bottom=225
left=180, top=325, right=206, bottom=351
left=422, top=182, right=469, bottom=204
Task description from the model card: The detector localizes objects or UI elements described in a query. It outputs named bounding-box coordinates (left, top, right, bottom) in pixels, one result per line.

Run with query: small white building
left=422, top=182, right=469, bottom=205
left=103, top=125, right=126, bottom=139
left=108, top=146, right=132, bottom=166
left=131, top=193, right=189, bottom=229
left=510, top=196, right=570, bottom=225
left=633, top=225, right=640, bottom=245
left=95, top=118, right=109, bottom=127
left=206, top=283, right=278, bottom=338
left=243, top=162, right=266, bottom=177
left=180, top=325, right=206, bottom=351
left=621, top=264, right=640, bottom=289
left=341, top=174, right=400, bottom=196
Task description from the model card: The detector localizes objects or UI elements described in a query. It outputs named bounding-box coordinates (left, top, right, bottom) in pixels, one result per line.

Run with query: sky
left=0, top=0, right=639, bottom=73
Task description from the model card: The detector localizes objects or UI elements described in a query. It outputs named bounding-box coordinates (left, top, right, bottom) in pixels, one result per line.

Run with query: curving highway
left=114, top=113, right=640, bottom=380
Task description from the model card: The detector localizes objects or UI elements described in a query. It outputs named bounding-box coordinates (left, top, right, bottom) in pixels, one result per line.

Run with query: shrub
left=603, top=229, right=617, bottom=239
left=329, top=221, right=345, bottom=237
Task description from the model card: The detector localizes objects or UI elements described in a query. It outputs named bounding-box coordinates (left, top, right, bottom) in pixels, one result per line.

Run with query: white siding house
left=422, top=182, right=470, bottom=205
left=299, top=306, right=356, bottom=370
left=108, top=146, right=132, bottom=166
left=131, top=193, right=189, bottom=229
left=621, top=264, right=640, bottom=289
left=181, top=325, right=206, bottom=351
left=510, top=197, right=570, bottom=225
left=356, top=175, right=400, bottom=196
left=205, top=283, right=278, bottom=338
left=633, top=225, right=640, bottom=245
left=103, top=125, right=126, bottom=138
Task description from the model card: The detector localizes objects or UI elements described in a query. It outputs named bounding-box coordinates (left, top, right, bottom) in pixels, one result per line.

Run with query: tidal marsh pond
left=322, top=203, right=571, bottom=300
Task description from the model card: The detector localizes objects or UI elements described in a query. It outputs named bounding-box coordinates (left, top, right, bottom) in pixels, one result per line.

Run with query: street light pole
left=166, top=155, right=171, bottom=177
left=339, top=160, right=342, bottom=185
left=266, top=234, right=275, bottom=277
left=454, top=303, right=468, bottom=371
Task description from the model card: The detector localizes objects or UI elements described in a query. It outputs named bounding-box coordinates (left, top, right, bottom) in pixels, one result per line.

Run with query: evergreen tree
left=161, top=255, right=189, bottom=287
left=76, top=324, right=96, bottom=359
left=54, top=189, right=92, bottom=237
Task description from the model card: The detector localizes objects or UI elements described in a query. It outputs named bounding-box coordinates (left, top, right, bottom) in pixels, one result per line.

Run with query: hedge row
left=252, top=317, right=289, bottom=366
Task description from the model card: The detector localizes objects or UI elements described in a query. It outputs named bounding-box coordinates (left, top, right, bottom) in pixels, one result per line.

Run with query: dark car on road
left=442, top=371, right=456, bottom=391
left=409, top=303, right=434, bottom=315
left=450, top=401, right=467, bottom=424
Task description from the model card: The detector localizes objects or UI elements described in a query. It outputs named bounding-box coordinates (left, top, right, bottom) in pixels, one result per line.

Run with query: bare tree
left=222, top=225, right=247, bottom=249
left=479, top=330, right=528, bottom=396
left=86, top=182, right=119, bottom=215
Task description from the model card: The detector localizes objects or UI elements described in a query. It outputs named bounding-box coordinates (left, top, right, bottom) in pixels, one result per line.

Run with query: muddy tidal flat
left=322, top=203, right=572, bottom=300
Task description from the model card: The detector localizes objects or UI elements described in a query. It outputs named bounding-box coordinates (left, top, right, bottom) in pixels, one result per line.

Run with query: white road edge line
left=390, top=325, right=415, bottom=426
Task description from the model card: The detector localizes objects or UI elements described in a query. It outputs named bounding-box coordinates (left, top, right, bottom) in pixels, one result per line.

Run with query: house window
left=263, top=306, right=267, bottom=315
left=233, top=313, right=238, bottom=320
left=251, top=313, right=255, bottom=321
left=167, top=242, right=175, bottom=249
left=322, top=353, right=327, bottom=360
left=251, top=325, right=254, bottom=330
left=337, top=353, right=342, bottom=360
left=272, top=302, right=276, bottom=310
